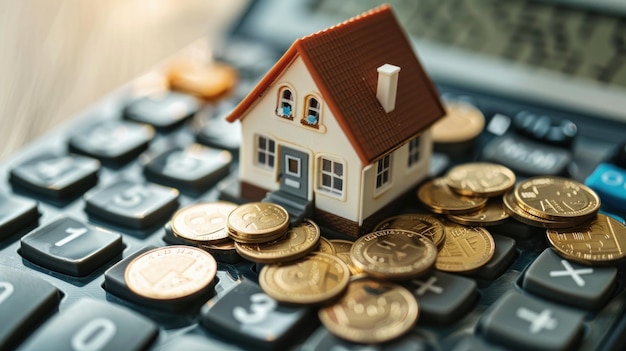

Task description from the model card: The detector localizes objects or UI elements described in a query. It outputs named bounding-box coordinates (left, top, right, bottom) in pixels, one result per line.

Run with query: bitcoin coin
left=227, top=202, right=290, bottom=243
left=318, top=278, right=418, bottom=344
left=445, top=162, right=515, bottom=197
left=547, top=214, right=626, bottom=265
left=417, top=178, right=487, bottom=215
left=125, top=245, right=217, bottom=300
left=502, top=190, right=586, bottom=229
left=374, top=214, right=446, bottom=247
left=350, top=229, right=437, bottom=280
left=234, top=219, right=320, bottom=263
left=329, top=239, right=362, bottom=275
left=171, top=202, right=237, bottom=244
left=514, top=176, right=600, bottom=220
left=447, top=199, right=510, bottom=227
left=435, top=221, right=495, bottom=273
left=317, top=236, right=336, bottom=255
left=259, top=252, right=350, bottom=304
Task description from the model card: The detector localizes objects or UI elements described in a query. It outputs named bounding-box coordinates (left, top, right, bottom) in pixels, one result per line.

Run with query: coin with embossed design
left=350, top=229, right=437, bottom=280
left=417, top=178, right=487, bottom=215
left=125, top=245, right=217, bottom=300
left=435, top=220, right=495, bottom=273
left=234, top=219, right=320, bottom=263
left=317, top=236, right=336, bottom=255
left=445, top=162, right=516, bottom=197
left=374, top=214, right=446, bottom=247
left=547, top=214, right=626, bottom=265
left=259, top=252, right=350, bottom=304
left=447, top=198, right=510, bottom=227
left=329, top=239, right=362, bottom=275
left=318, top=278, right=418, bottom=344
left=171, top=201, right=237, bottom=244
left=227, top=202, right=290, bottom=243
left=502, top=190, right=586, bottom=228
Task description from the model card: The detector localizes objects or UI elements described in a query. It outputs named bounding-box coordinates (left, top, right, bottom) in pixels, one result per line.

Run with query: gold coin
left=350, top=229, right=437, bottom=280
left=167, top=60, right=238, bottom=101
left=417, top=178, right=487, bottom=215
left=502, top=190, right=586, bottom=228
left=125, top=245, right=217, bottom=300
left=547, top=214, right=626, bottom=265
left=259, top=252, right=350, bottom=305
left=317, top=236, right=336, bottom=255
left=228, top=227, right=289, bottom=244
left=435, top=220, right=495, bottom=273
left=445, top=162, right=516, bottom=197
left=329, top=239, right=362, bottom=275
left=447, top=198, right=510, bottom=227
left=374, top=214, right=446, bottom=247
left=234, top=219, right=320, bottom=263
left=171, top=202, right=237, bottom=244
left=318, top=278, right=418, bottom=344
left=514, top=176, right=600, bottom=220
left=227, top=202, right=289, bottom=241
left=432, top=100, right=485, bottom=144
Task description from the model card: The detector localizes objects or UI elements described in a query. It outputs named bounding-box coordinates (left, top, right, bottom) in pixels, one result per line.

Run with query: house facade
left=226, top=5, right=444, bottom=236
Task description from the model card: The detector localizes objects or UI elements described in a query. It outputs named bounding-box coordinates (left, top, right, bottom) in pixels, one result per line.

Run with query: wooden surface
left=0, top=0, right=246, bottom=160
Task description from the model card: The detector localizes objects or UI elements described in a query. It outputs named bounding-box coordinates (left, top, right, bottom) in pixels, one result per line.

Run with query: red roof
left=226, top=4, right=444, bottom=164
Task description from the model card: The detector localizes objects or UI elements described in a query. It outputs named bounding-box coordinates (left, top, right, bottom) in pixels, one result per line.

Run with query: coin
left=547, top=214, right=626, bottom=265
left=435, top=221, right=495, bottom=273
left=167, top=59, right=238, bottom=101
left=417, top=178, right=487, bottom=215
left=502, top=190, right=583, bottom=229
left=350, top=229, right=437, bottom=280
left=259, top=252, right=350, bottom=304
left=227, top=202, right=290, bottom=242
left=171, top=202, right=237, bottom=244
left=125, top=245, right=217, bottom=300
left=445, top=162, right=516, bottom=197
left=329, top=239, right=362, bottom=275
left=447, top=198, right=510, bottom=227
left=374, top=214, right=446, bottom=247
left=432, top=100, right=485, bottom=144
left=234, top=219, right=320, bottom=263
left=317, top=236, right=336, bottom=255
left=318, top=278, right=418, bottom=344
left=514, top=176, right=600, bottom=220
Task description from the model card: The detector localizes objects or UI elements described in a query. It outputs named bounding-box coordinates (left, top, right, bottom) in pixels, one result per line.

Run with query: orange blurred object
left=167, top=59, right=238, bottom=101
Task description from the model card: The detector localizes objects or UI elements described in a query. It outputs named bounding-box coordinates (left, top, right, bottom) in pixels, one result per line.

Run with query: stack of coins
left=226, top=202, right=290, bottom=243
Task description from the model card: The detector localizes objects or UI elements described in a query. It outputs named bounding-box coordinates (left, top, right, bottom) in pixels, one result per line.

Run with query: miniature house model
left=226, top=5, right=445, bottom=236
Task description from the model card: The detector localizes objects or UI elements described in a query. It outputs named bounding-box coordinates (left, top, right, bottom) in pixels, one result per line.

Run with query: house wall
left=237, top=55, right=365, bottom=222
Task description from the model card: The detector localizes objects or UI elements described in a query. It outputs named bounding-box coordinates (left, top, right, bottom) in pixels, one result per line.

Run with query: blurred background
left=0, top=0, right=246, bottom=160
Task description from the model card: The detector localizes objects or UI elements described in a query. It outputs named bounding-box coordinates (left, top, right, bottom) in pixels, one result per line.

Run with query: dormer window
left=276, top=87, right=294, bottom=120
left=301, top=95, right=320, bottom=128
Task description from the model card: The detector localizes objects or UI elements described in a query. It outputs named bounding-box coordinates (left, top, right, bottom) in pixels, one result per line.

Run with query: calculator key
left=68, top=120, right=155, bottom=164
left=479, top=290, right=584, bottom=351
left=513, top=111, right=577, bottom=147
left=585, top=163, right=626, bottom=213
left=469, top=234, right=517, bottom=280
left=18, top=298, right=158, bottom=351
left=0, top=267, right=60, bottom=350
left=195, top=104, right=242, bottom=152
left=301, top=326, right=432, bottom=351
left=20, top=216, right=123, bottom=276
left=84, top=180, right=179, bottom=229
left=404, top=271, right=477, bottom=324
left=447, top=336, right=507, bottom=351
left=200, top=279, right=314, bottom=350
left=612, top=141, right=626, bottom=169
left=124, top=91, right=200, bottom=129
left=154, top=334, right=240, bottom=351
left=10, top=153, right=100, bottom=199
left=143, top=144, right=232, bottom=193
left=522, top=249, right=616, bottom=310
left=0, top=194, right=38, bottom=240
left=481, top=134, right=571, bottom=176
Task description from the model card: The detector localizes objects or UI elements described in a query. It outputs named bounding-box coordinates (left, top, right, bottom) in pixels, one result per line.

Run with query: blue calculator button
left=585, top=163, right=626, bottom=213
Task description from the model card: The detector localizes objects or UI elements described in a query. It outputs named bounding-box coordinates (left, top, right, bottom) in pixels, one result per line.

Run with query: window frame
left=317, top=156, right=345, bottom=198
left=301, top=95, right=321, bottom=129
left=375, top=154, right=392, bottom=192
left=255, top=134, right=276, bottom=170
left=276, top=86, right=295, bottom=120
left=407, top=135, right=421, bottom=168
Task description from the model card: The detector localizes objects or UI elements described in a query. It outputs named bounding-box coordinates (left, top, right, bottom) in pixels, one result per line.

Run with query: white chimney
left=376, top=64, right=401, bottom=113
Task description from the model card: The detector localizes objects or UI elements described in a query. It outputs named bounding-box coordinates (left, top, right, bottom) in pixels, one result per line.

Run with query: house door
left=279, top=146, right=309, bottom=199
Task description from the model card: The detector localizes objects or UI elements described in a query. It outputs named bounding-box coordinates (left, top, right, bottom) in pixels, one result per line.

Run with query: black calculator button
left=143, top=144, right=232, bottom=193
left=200, top=279, right=314, bottom=350
left=195, top=104, right=242, bottom=152
left=20, top=216, right=123, bottom=277
left=0, top=194, right=38, bottom=240
left=10, top=153, right=100, bottom=199
left=522, top=249, right=617, bottom=310
left=612, top=141, right=626, bottom=169
left=18, top=298, right=158, bottom=351
left=0, top=267, right=60, bottom=350
left=84, top=181, right=179, bottom=229
left=68, top=120, right=155, bottom=164
left=479, top=290, right=584, bottom=351
left=468, top=234, right=517, bottom=280
left=404, top=270, right=477, bottom=324
left=124, top=91, right=200, bottom=129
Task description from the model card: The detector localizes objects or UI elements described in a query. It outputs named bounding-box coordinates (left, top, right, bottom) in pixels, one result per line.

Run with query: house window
left=408, top=136, right=421, bottom=167
left=376, top=155, right=391, bottom=190
left=301, top=96, right=320, bottom=128
left=256, top=135, right=276, bottom=169
left=276, top=87, right=294, bottom=119
left=319, top=158, right=344, bottom=196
